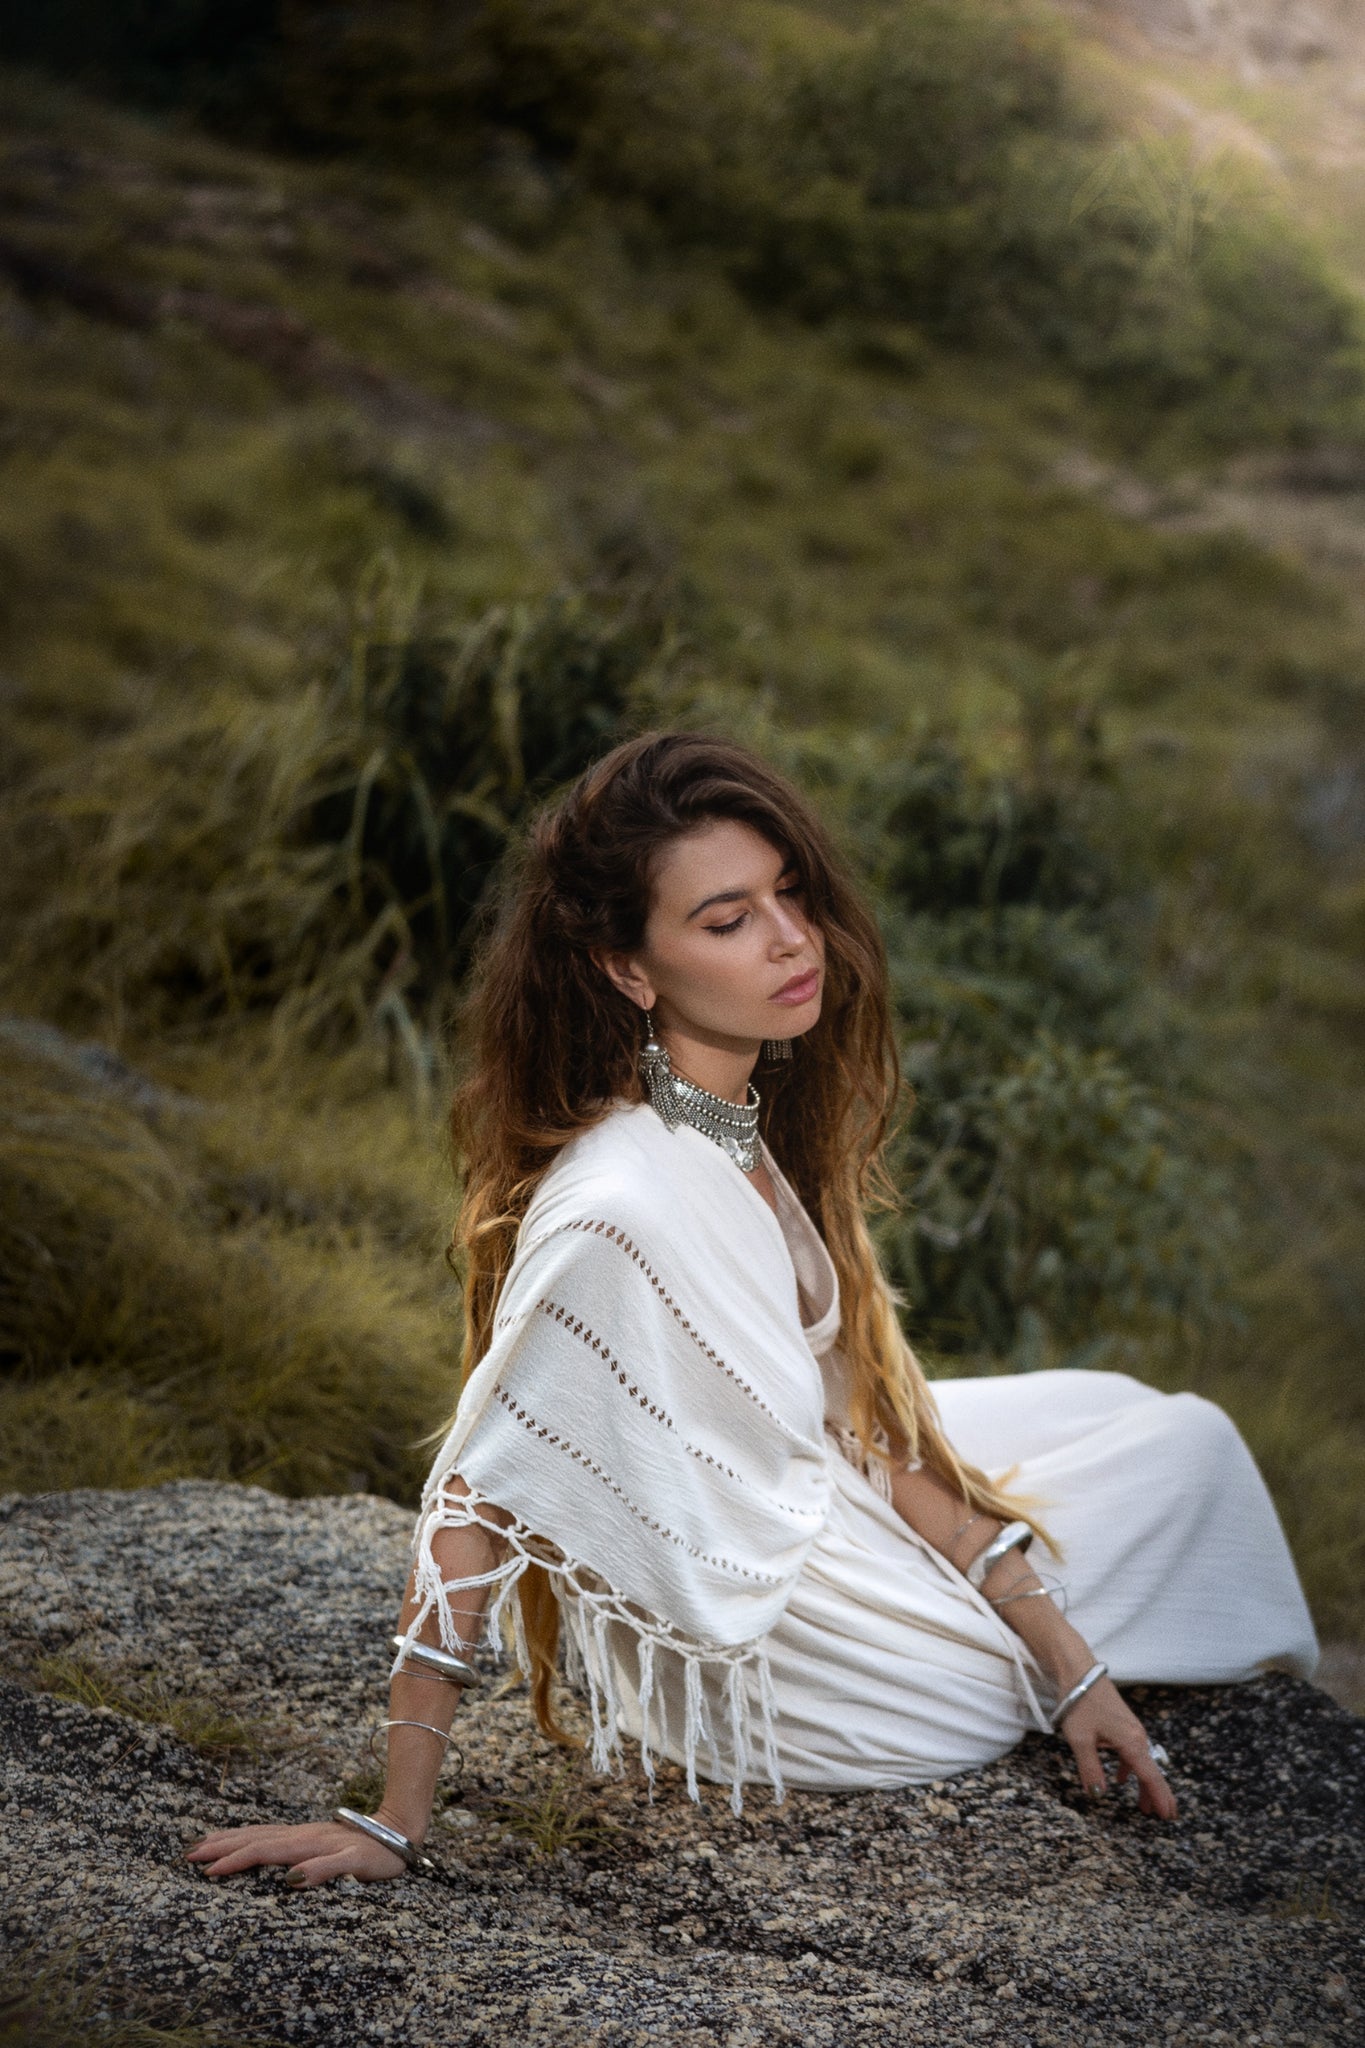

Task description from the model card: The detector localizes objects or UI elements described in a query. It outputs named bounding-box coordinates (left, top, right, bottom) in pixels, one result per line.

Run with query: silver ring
left=1147, top=1742, right=1171, bottom=1767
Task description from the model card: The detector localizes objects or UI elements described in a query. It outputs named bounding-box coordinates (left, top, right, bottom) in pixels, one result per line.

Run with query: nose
left=771, top=897, right=809, bottom=950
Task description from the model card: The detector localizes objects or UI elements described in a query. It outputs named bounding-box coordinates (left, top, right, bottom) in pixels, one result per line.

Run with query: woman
left=189, top=732, right=1318, bottom=1888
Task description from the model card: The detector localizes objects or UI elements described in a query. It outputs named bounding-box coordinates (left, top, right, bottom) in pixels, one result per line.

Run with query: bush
left=0, top=583, right=655, bottom=1050
left=760, top=726, right=1237, bottom=1363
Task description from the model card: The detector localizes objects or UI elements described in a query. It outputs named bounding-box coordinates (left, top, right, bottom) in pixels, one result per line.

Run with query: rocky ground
left=1, top=1481, right=1362, bottom=2048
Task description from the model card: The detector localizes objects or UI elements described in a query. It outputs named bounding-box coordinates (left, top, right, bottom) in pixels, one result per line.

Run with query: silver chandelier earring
left=763, top=1037, right=793, bottom=1061
left=639, top=1010, right=683, bottom=1129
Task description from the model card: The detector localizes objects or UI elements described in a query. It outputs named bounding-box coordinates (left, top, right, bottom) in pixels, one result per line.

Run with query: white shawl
left=397, top=1100, right=841, bottom=1810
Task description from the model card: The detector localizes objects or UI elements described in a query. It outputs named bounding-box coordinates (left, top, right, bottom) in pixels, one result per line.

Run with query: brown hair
left=447, top=731, right=1054, bottom=1740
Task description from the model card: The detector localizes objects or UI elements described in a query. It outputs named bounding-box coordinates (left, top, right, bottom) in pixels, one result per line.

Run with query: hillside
left=0, top=2, right=1362, bottom=1660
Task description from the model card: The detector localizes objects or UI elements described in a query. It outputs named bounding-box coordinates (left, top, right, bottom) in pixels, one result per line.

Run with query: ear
left=590, top=947, right=655, bottom=1012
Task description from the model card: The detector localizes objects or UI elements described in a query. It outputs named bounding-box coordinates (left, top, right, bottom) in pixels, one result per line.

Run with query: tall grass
left=0, top=1037, right=457, bottom=1499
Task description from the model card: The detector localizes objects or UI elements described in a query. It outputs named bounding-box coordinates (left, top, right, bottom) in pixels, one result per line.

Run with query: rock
left=1, top=1480, right=1362, bottom=2046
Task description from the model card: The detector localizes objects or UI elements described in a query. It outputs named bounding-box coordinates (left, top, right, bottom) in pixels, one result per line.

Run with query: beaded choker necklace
left=639, top=1023, right=761, bottom=1173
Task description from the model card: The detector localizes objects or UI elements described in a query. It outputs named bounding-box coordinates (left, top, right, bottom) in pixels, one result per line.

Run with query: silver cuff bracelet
left=390, top=1635, right=482, bottom=1690
left=333, top=1806, right=436, bottom=1874
left=1049, top=1659, right=1109, bottom=1730
left=966, top=1518, right=1035, bottom=1591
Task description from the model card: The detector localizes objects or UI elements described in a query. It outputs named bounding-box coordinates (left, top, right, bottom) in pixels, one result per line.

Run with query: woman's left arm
left=886, top=1460, right=1178, bottom=1820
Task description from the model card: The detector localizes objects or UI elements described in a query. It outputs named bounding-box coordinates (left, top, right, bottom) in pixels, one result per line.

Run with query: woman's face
left=600, top=819, right=825, bottom=1050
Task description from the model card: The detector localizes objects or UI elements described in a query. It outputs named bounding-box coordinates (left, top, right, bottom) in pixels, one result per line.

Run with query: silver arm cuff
left=1049, top=1660, right=1109, bottom=1731
left=333, top=1807, right=436, bottom=1874
left=390, top=1635, right=483, bottom=1690
left=966, top=1518, right=1035, bottom=1591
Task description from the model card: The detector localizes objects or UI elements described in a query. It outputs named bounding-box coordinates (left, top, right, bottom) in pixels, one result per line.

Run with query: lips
left=771, top=967, right=821, bottom=1005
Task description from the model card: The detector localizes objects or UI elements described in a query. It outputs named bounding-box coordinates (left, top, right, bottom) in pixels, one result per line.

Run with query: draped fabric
left=401, top=1101, right=837, bottom=1809
left=402, top=1098, right=1320, bottom=1809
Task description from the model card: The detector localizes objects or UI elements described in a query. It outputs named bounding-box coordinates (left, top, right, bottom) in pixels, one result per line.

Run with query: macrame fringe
left=831, top=1422, right=910, bottom=1503
left=396, top=1481, right=786, bottom=1816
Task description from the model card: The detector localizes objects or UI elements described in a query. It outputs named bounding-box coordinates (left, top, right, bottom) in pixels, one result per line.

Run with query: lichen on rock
left=2, top=1480, right=1362, bottom=2046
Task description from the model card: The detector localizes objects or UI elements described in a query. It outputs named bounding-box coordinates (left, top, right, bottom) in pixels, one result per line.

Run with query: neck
left=656, top=1024, right=758, bottom=1105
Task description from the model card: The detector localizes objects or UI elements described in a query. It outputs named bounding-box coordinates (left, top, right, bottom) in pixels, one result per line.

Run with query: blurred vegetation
left=0, top=3, right=1362, bottom=1643
left=0, top=1936, right=271, bottom=2048
left=5, top=1, right=1362, bottom=449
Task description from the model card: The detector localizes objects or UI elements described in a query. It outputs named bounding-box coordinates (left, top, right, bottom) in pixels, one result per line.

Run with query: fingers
left=1066, top=1726, right=1108, bottom=1802
left=285, top=1850, right=368, bottom=1890
left=190, top=1838, right=298, bottom=1877
left=1119, top=1739, right=1179, bottom=1821
left=1064, top=1716, right=1179, bottom=1821
left=1072, top=1739, right=1178, bottom=1821
left=185, top=1823, right=408, bottom=1887
left=185, top=1826, right=332, bottom=1877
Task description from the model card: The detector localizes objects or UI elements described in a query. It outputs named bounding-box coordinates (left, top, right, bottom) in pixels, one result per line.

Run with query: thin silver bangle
left=1049, top=1659, right=1109, bottom=1731
left=991, top=1583, right=1067, bottom=1612
left=333, top=1807, right=436, bottom=1874
left=948, top=1511, right=990, bottom=1553
left=368, top=1716, right=451, bottom=1757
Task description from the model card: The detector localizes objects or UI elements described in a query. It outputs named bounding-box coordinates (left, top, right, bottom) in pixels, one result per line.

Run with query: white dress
left=410, top=1104, right=1320, bottom=1805
left=602, top=1145, right=1321, bottom=1792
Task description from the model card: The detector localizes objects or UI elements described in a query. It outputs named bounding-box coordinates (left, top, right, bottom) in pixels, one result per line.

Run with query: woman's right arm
left=185, top=1476, right=507, bottom=1887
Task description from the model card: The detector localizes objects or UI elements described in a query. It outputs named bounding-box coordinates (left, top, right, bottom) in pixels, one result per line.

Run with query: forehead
left=648, top=818, right=788, bottom=910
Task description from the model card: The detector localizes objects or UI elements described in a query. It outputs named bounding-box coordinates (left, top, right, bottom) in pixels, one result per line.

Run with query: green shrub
left=0, top=584, right=653, bottom=1046
left=754, top=725, right=1236, bottom=1362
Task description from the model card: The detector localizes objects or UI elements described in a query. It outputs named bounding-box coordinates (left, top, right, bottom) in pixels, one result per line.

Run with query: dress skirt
left=603, top=1367, right=1321, bottom=1793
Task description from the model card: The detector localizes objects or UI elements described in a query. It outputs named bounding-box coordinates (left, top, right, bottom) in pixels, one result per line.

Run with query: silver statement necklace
left=639, top=1014, right=761, bottom=1173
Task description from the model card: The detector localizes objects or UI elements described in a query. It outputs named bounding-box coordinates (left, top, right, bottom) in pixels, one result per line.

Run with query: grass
left=0, top=1938, right=274, bottom=2048
left=0, top=14, right=1362, bottom=1652
left=0, top=1035, right=459, bottom=1502
left=1268, top=1874, right=1342, bottom=1925
left=488, top=1761, right=616, bottom=1863
left=33, top=1650, right=303, bottom=1764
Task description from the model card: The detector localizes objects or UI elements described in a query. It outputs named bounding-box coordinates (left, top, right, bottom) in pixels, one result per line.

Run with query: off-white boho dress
left=600, top=1138, right=1320, bottom=1793
left=410, top=1102, right=1319, bottom=1805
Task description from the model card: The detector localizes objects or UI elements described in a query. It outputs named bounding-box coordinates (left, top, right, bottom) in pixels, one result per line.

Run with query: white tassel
left=636, top=1635, right=657, bottom=1790
left=563, top=1617, right=586, bottom=1694
left=700, top=1671, right=722, bottom=1786
left=405, top=1481, right=793, bottom=1811
left=592, top=1606, right=623, bottom=1776
left=578, top=1606, right=615, bottom=1775
left=653, top=1644, right=670, bottom=1761
left=757, top=1651, right=786, bottom=1805
left=725, top=1658, right=748, bottom=1817
left=682, top=1657, right=703, bottom=1803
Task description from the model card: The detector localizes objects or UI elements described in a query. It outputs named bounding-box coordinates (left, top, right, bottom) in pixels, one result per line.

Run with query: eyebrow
left=685, top=864, right=798, bottom=921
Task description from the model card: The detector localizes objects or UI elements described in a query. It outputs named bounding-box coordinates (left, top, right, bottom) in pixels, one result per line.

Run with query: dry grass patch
left=0, top=1034, right=458, bottom=1502
left=33, top=1649, right=301, bottom=1764
left=0, top=1936, right=271, bottom=2048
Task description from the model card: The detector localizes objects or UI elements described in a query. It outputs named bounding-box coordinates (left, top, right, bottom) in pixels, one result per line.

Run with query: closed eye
left=707, top=876, right=804, bottom=936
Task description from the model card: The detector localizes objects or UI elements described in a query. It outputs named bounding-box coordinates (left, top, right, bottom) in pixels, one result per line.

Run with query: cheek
left=657, top=935, right=764, bottom=1012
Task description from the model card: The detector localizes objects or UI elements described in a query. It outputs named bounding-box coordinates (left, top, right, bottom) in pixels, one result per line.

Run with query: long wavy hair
left=447, top=731, right=1056, bottom=1741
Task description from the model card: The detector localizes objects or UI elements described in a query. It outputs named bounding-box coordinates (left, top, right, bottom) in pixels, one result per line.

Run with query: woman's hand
left=1058, top=1676, right=1178, bottom=1821
left=185, top=1818, right=408, bottom=1888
